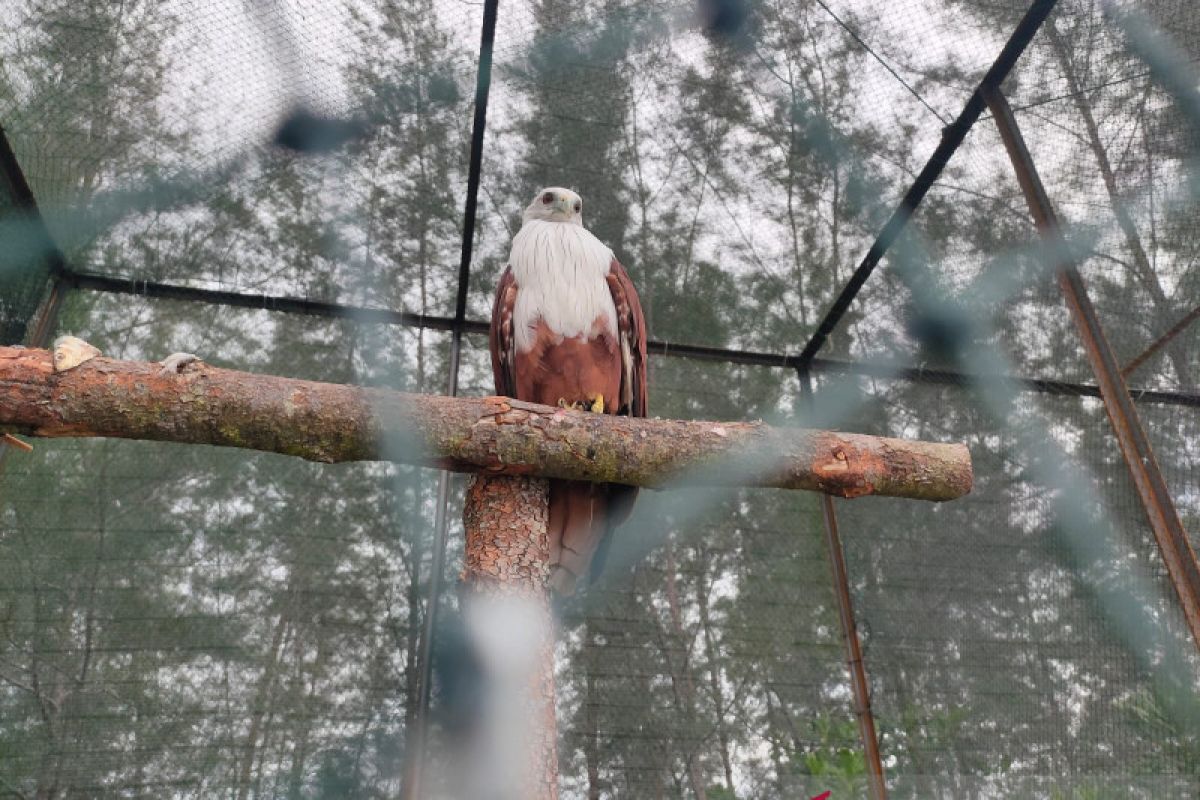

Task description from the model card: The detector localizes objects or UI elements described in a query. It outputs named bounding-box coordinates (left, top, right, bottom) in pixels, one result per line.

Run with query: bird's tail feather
left=547, top=481, right=640, bottom=595
left=547, top=480, right=608, bottom=595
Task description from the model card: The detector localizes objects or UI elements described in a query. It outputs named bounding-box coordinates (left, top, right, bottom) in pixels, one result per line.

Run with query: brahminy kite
left=489, top=187, right=648, bottom=594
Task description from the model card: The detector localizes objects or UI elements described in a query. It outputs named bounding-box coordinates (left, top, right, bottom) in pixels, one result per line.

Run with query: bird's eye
left=541, top=192, right=554, bottom=204
left=573, top=201, right=582, bottom=213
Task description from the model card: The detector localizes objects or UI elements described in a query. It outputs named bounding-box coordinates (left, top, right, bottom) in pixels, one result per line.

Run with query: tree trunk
left=696, top=554, right=734, bottom=793
left=661, top=540, right=708, bottom=800
left=0, top=346, right=972, bottom=502
left=584, top=621, right=602, bottom=800
left=236, top=605, right=290, bottom=800
left=459, top=475, right=558, bottom=800
left=1047, top=24, right=1193, bottom=389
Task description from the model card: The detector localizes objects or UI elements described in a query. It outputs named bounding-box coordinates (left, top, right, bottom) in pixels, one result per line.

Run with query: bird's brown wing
left=489, top=265, right=518, bottom=398
left=602, top=257, right=648, bottom=535
left=606, top=257, right=648, bottom=418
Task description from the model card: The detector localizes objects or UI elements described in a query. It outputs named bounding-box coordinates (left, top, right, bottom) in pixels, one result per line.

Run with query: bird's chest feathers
left=509, top=220, right=618, bottom=353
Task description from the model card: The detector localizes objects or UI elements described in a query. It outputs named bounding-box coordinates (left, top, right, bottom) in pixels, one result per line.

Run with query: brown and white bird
left=489, top=187, right=648, bottom=594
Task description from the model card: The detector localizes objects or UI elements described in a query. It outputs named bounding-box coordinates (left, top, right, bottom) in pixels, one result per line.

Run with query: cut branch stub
left=0, top=346, right=971, bottom=501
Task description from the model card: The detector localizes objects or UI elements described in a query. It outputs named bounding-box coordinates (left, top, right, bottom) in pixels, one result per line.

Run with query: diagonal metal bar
left=0, top=122, right=67, bottom=349
left=1121, top=302, right=1200, bottom=383
left=985, top=85, right=1200, bottom=651
left=0, top=122, right=66, bottom=284
left=0, top=122, right=69, bottom=470
left=795, top=0, right=1059, bottom=367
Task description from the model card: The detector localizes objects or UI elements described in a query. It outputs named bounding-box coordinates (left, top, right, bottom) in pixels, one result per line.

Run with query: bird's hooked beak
left=552, top=196, right=574, bottom=216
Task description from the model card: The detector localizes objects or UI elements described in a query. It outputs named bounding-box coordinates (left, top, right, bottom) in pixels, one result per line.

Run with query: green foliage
left=790, top=718, right=868, bottom=796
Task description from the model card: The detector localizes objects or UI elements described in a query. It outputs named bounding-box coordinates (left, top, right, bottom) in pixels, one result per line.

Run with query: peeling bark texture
left=461, top=476, right=558, bottom=800
left=0, top=347, right=972, bottom=501
left=462, top=476, right=552, bottom=592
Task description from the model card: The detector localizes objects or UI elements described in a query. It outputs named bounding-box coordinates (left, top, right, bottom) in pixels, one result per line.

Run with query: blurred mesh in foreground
left=1, top=0, right=1200, bottom=797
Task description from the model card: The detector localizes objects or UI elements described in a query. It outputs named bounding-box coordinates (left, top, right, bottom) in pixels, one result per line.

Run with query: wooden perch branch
left=0, top=346, right=971, bottom=501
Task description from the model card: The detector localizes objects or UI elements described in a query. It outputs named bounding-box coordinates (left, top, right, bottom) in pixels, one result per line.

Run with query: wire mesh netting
left=2, top=0, right=1200, bottom=797
left=832, top=378, right=1200, bottom=796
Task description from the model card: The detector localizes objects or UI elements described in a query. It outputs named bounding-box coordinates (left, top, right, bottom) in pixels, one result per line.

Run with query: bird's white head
left=523, top=186, right=584, bottom=226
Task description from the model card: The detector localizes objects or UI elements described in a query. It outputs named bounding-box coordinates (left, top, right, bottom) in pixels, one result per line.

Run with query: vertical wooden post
left=460, top=475, right=559, bottom=800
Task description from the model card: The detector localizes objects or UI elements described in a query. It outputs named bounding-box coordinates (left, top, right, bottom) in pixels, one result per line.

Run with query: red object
left=810, top=792, right=831, bottom=800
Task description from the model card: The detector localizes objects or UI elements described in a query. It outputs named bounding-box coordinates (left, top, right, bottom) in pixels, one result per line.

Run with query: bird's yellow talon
left=558, top=397, right=603, bottom=411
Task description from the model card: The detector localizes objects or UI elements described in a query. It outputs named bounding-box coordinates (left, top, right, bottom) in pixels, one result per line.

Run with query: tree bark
left=0, top=346, right=971, bottom=502
left=236, top=604, right=289, bottom=800
left=460, top=475, right=558, bottom=800
left=583, top=626, right=602, bottom=800
left=660, top=539, right=708, bottom=800
left=696, top=553, right=734, bottom=793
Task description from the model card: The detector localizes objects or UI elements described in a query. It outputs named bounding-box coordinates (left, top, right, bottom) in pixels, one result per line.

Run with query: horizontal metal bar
left=63, top=269, right=1200, bottom=408
left=64, top=270, right=479, bottom=333
left=810, top=359, right=1200, bottom=408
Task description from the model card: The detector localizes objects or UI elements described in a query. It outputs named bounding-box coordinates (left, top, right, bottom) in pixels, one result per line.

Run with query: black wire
left=813, top=0, right=951, bottom=125
left=796, top=0, right=1060, bottom=367
left=58, top=269, right=1200, bottom=407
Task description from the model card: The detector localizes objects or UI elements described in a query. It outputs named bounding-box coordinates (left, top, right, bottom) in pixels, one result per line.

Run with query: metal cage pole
left=984, top=85, right=1200, bottom=650
left=401, top=0, right=501, bottom=796
left=0, top=122, right=68, bottom=350
left=783, top=6, right=1058, bottom=794
left=799, top=368, right=887, bottom=800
